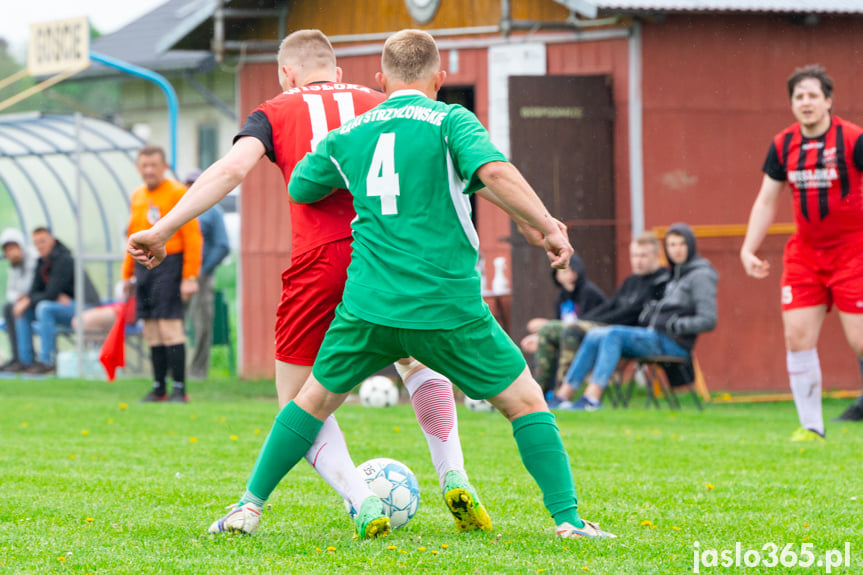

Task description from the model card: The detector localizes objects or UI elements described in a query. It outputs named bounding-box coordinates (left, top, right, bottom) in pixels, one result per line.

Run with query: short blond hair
left=633, top=231, right=661, bottom=253
left=277, top=30, right=336, bottom=75
left=381, top=29, right=440, bottom=83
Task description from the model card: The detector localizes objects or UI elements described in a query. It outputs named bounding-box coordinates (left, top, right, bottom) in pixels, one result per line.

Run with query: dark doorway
left=439, top=86, right=478, bottom=226
left=508, top=75, right=616, bottom=343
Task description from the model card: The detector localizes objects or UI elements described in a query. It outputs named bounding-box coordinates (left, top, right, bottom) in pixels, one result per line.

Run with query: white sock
left=304, top=414, right=373, bottom=513
left=787, top=349, right=824, bottom=436
left=402, top=367, right=465, bottom=490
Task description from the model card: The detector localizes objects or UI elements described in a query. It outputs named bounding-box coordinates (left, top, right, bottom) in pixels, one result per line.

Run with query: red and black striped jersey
left=763, top=115, right=863, bottom=248
left=235, top=82, right=385, bottom=256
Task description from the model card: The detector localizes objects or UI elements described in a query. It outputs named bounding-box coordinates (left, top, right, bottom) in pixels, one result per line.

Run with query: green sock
left=511, top=411, right=583, bottom=528
left=242, top=401, right=324, bottom=504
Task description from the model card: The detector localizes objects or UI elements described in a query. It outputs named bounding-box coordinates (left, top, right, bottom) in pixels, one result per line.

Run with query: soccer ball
left=359, top=375, right=399, bottom=407
left=464, top=396, right=496, bottom=413
left=349, top=458, right=420, bottom=530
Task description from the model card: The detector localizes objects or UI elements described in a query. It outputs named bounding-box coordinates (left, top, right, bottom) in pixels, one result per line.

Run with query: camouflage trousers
left=532, top=320, right=586, bottom=395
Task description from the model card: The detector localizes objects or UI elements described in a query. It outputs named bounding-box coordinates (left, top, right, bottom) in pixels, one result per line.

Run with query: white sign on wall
left=488, top=43, right=547, bottom=159
left=28, top=17, right=90, bottom=76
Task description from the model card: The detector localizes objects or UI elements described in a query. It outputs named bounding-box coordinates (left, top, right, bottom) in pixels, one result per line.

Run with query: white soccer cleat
left=556, top=519, right=616, bottom=539
left=208, top=502, right=263, bottom=535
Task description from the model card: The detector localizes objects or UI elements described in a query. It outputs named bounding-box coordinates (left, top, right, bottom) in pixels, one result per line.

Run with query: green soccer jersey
left=290, top=89, right=507, bottom=329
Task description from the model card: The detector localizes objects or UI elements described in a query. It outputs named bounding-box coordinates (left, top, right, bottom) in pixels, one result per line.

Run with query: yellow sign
left=28, top=17, right=90, bottom=76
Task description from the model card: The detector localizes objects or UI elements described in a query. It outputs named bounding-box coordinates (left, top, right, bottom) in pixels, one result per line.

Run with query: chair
left=212, top=289, right=235, bottom=376
left=608, top=355, right=708, bottom=411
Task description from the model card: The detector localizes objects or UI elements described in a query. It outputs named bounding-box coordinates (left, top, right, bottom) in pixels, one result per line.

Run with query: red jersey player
left=128, top=30, right=491, bottom=538
left=741, top=64, right=863, bottom=440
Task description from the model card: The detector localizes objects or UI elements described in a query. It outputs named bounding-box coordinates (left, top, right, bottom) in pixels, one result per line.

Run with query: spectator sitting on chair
left=184, top=169, right=230, bottom=380
left=533, top=231, right=668, bottom=397
left=1, top=228, right=38, bottom=372
left=548, top=223, right=718, bottom=411
left=519, top=251, right=606, bottom=354
left=13, top=227, right=101, bottom=374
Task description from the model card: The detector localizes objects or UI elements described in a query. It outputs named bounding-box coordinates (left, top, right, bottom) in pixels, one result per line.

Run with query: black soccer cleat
left=832, top=397, right=863, bottom=422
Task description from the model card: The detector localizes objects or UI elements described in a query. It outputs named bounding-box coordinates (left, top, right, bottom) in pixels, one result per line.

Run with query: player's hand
left=517, top=218, right=568, bottom=248
left=180, top=277, right=199, bottom=302
left=544, top=227, right=574, bottom=269
left=127, top=229, right=167, bottom=269
left=740, top=249, right=770, bottom=279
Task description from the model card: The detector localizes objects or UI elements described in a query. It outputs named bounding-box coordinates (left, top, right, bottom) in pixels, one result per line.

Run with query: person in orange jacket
left=123, top=145, right=202, bottom=402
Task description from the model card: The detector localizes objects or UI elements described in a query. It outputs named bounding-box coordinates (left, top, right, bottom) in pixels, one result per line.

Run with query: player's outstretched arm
left=476, top=161, right=573, bottom=268
left=127, top=137, right=265, bottom=268
left=740, top=175, right=783, bottom=279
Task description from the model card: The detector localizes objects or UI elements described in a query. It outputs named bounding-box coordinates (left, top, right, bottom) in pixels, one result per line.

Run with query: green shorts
left=312, top=304, right=527, bottom=400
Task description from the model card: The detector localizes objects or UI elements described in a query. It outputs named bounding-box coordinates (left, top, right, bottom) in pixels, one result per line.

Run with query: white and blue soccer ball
left=350, top=457, right=420, bottom=530
left=359, top=375, right=399, bottom=407
left=464, top=396, right=496, bottom=413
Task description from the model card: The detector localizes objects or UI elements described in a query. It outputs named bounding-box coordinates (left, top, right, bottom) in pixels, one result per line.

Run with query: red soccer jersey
left=236, top=82, right=385, bottom=256
left=763, top=115, right=863, bottom=249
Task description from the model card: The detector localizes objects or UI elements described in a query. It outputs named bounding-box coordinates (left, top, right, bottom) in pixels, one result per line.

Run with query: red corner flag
left=99, top=301, right=129, bottom=382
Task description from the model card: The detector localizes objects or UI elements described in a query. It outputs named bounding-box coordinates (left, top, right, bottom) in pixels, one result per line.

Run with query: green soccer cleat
left=790, top=426, right=825, bottom=442
left=354, top=496, right=390, bottom=539
left=442, top=470, right=492, bottom=532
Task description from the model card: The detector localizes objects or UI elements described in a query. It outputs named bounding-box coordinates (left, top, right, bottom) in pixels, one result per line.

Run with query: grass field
left=1, top=378, right=861, bottom=574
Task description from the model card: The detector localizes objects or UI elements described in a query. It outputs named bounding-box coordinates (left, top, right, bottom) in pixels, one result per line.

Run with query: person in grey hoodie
left=549, top=223, right=718, bottom=410
left=1, top=228, right=38, bottom=371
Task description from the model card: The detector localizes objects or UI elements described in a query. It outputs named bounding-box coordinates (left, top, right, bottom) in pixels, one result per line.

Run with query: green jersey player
left=273, top=29, right=613, bottom=540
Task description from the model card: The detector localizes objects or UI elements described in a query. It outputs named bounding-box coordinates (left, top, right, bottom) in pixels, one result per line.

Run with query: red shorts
left=274, top=238, right=352, bottom=365
left=781, top=234, right=863, bottom=313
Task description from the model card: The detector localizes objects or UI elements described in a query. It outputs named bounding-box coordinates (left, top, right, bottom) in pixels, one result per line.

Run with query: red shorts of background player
left=781, top=233, right=863, bottom=313
left=274, top=237, right=351, bottom=365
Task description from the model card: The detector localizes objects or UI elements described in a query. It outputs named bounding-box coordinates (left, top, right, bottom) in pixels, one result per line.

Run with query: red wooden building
left=174, top=0, right=863, bottom=391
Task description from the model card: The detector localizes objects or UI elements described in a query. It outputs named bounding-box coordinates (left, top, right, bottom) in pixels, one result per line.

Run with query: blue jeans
left=563, top=325, right=689, bottom=389
left=16, top=299, right=77, bottom=365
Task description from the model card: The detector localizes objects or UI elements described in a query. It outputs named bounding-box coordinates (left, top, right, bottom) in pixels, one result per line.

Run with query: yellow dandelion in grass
left=672, top=526, right=681, bottom=531
left=394, top=426, right=401, bottom=433
left=583, top=567, right=589, bottom=571
left=802, top=536, right=810, bottom=542
left=398, top=549, right=408, bottom=555
left=254, top=429, right=261, bottom=434
left=230, top=435, right=238, bottom=441
left=107, top=418, right=114, bottom=424
left=671, top=434, right=680, bottom=440
left=58, top=556, right=66, bottom=562
left=418, top=546, right=426, bottom=552
left=705, top=483, right=714, bottom=490
left=538, top=569, right=546, bottom=573
left=119, top=403, right=128, bottom=410
left=315, top=547, right=322, bottom=552
left=70, top=455, right=77, bottom=460
left=189, top=437, right=198, bottom=443
left=219, top=416, right=226, bottom=423
left=326, top=546, right=336, bottom=552
left=432, top=550, right=439, bottom=555
left=20, top=422, right=28, bottom=428
left=640, top=520, right=653, bottom=527
left=441, top=544, right=448, bottom=549
left=804, top=522, right=809, bottom=528
left=82, top=430, right=89, bottom=436
left=85, top=517, right=94, bottom=522
left=387, top=545, right=397, bottom=550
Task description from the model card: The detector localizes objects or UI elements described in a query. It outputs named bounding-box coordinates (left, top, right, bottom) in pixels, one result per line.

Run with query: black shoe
left=832, top=399, right=863, bottom=422
left=167, top=389, right=188, bottom=403
left=0, top=360, right=26, bottom=373
left=140, top=390, right=167, bottom=403
left=25, top=362, right=55, bottom=375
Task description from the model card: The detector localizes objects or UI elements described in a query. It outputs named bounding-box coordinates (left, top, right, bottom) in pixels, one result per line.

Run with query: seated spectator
left=533, top=232, right=668, bottom=396
left=12, top=227, right=101, bottom=374
left=519, top=252, right=606, bottom=354
left=549, top=223, right=718, bottom=410
left=1, top=228, right=37, bottom=371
